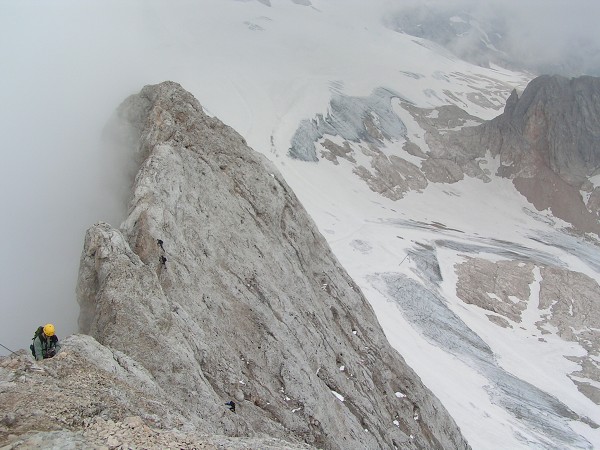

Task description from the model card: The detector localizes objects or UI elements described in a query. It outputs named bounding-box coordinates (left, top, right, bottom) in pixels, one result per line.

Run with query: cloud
left=384, top=0, right=600, bottom=76
left=0, top=1, right=143, bottom=354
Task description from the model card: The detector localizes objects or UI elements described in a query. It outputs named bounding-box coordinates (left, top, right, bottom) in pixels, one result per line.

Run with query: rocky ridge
left=72, top=81, right=468, bottom=449
left=0, top=337, right=310, bottom=449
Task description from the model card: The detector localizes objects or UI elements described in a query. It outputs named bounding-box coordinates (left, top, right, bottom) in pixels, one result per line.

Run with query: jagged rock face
left=409, top=75, right=600, bottom=235
left=478, top=75, right=600, bottom=235
left=76, top=82, right=469, bottom=449
left=425, top=75, right=600, bottom=189
left=500, top=75, right=600, bottom=186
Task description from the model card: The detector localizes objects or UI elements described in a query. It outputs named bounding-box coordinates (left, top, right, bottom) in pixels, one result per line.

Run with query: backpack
left=29, top=326, right=58, bottom=358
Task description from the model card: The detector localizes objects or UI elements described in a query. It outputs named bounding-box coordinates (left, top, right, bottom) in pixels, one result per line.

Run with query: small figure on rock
left=30, top=324, right=61, bottom=361
left=160, top=255, right=168, bottom=266
left=157, top=239, right=165, bottom=251
left=225, top=401, right=236, bottom=413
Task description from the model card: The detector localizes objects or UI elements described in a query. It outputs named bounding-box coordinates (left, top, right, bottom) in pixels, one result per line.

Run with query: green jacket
left=33, top=334, right=61, bottom=361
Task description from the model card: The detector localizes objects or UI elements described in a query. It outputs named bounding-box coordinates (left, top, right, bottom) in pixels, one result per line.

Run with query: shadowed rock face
left=479, top=75, right=600, bottom=235
left=417, top=75, right=600, bottom=235
left=77, top=82, right=469, bottom=450
left=501, top=76, right=600, bottom=184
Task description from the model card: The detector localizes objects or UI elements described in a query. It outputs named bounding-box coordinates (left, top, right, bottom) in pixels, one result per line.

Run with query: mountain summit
left=476, top=75, right=600, bottom=235
left=71, top=82, right=468, bottom=449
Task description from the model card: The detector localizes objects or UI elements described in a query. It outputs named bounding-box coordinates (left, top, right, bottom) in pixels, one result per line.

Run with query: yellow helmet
left=43, top=323, right=55, bottom=337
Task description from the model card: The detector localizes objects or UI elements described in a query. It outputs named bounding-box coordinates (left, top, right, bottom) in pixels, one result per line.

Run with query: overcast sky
left=386, top=0, right=600, bottom=76
left=1, top=0, right=599, bottom=355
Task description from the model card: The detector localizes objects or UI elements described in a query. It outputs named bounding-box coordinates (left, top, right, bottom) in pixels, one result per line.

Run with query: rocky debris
left=0, top=338, right=312, bottom=450
left=0, top=337, right=166, bottom=443
left=353, top=144, right=428, bottom=200
left=485, top=314, right=512, bottom=329
left=319, top=139, right=356, bottom=165
left=76, top=82, right=469, bottom=449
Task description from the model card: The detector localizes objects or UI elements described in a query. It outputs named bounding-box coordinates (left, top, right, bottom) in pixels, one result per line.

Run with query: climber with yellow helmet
left=31, top=323, right=61, bottom=361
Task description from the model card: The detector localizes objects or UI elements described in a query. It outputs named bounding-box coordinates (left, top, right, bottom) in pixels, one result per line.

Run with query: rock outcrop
left=466, top=75, right=600, bottom=235
left=74, top=82, right=469, bottom=449
left=453, top=256, right=600, bottom=405
left=495, top=76, right=600, bottom=185
left=0, top=337, right=310, bottom=449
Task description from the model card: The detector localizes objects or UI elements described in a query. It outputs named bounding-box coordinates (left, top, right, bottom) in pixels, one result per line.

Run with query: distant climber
left=225, top=401, right=236, bottom=413
left=30, top=324, right=61, bottom=361
left=158, top=239, right=167, bottom=267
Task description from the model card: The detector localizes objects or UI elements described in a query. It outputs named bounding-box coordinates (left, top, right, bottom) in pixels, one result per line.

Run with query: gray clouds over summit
left=385, top=0, right=600, bottom=76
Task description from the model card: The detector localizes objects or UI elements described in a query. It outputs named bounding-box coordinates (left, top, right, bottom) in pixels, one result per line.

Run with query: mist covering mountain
left=1, top=81, right=469, bottom=450
left=385, top=0, right=600, bottom=77
left=2, top=1, right=600, bottom=449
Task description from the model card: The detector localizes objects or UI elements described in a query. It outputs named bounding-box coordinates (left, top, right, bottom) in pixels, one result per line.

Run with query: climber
left=30, top=324, right=61, bottom=361
left=225, top=401, right=236, bottom=413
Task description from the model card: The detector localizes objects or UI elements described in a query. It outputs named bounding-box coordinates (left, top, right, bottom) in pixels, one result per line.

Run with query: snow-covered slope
left=281, top=151, right=600, bottom=448
left=2, top=1, right=599, bottom=449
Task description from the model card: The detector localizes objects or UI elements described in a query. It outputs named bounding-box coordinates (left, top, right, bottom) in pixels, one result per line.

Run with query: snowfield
left=2, top=1, right=599, bottom=448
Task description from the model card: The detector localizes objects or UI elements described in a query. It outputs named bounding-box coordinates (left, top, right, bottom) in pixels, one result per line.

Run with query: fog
left=386, top=0, right=600, bottom=76
left=0, top=0, right=209, bottom=355
left=1, top=0, right=599, bottom=356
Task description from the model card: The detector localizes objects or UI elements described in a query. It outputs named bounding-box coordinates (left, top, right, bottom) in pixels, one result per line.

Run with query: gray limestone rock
left=76, top=82, right=469, bottom=450
left=0, top=341, right=312, bottom=449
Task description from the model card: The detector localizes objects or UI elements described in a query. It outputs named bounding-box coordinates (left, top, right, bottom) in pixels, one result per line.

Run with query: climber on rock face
left=31, top=324, right=61, bottom=361
left=225, top=401, right=236, bottom=413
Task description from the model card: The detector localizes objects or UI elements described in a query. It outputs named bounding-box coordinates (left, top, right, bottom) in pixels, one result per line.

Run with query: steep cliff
left=482, top=75, right=600, bottom=234
left=75, top=82, right=469, bottom=449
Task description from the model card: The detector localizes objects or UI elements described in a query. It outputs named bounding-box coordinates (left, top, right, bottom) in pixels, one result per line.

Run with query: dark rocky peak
left=497, top=75, right=600, bottom=186
left=467, top=75, right=600, bottom=236
left=503, top=88, right=519, bottom=117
